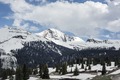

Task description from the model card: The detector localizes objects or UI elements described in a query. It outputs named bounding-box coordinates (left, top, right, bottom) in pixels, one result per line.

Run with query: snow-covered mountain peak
left=36, top=28, right=85, bottom=43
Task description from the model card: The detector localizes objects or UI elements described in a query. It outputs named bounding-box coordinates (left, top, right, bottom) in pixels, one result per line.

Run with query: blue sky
left=0, top=3, right=13, bottom=27
left=0, top=0, right=120, bottom=40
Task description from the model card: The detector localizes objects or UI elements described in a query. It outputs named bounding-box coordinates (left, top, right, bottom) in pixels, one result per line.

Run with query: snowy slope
left=36, top=28, right=85, bottom=49
left=0, top=27, right=48, bottom=54
left=0, top=55, right=17, bottom=69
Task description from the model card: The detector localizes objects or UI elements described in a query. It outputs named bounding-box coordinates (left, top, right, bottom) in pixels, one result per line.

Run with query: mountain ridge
left=0, top=27, right=120, bottom=68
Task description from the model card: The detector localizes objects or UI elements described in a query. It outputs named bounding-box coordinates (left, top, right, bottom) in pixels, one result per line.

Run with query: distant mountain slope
left=86, top=38, right=120, bottom=50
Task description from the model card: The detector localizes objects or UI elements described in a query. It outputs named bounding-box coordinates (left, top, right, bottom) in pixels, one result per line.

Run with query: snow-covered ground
left=49, top=68, right=56, bottom=74
left=50, top=73, right=96, bottom=80
left=28, top=77, right=39, bottom=80
left=49, top=65, right=97, bottom=80
left=48, top=62, right=116, bottom=80
left=91, top=62, right=116, bottom=71
left=2, top=62, right=117, bottom=80
left=110, top=69, right=120, bottom=75
left=66, top=62, right=116, bottom=73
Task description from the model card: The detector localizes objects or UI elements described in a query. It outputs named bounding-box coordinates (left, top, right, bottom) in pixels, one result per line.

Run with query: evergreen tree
left=59, top=67, right=62, bottom=74
left=88, top=64, right=91, bottom=70
left=28, top=68, right=32, bottom=75
left=55, top=64, right=60, bottom=72
left=23, top=64, right=29, bottom=80
left=0, top=68, right=15, bottom=80
left=71, top=61, right=74, bottom=67
left=9, top=76, right=14, bottom=80
left=71, top=67, right=72, bottom=73
left=85, top=67, right=87, bottom=71
left=105, top=57, right=111, bottom=66
left=118, top=61, right=120, bottom=67
left=62, top=62, right=67, bottom=75
left=1, top=69, right=7, bottom=80
left=7, top=68, right=14, bottom=79
left=0, top=58, right=2, bottom=70
left=76, top=58, right=80, bottom=65
left=93, top=59, right=97, bottom=65
left=39, top=65, right=43, bottom=78
left=102, top=63, right=106, bottom=75
left=81, top=62, right=84, bottom=69
left=86, top=59, right=89, bottom=66
left=0, top=58, right=2, bottom=77
left=33, top=69, right=38, bottom=75
left=73, top=65, right=79, bottom=76
left=42, top=64, right=50, bottom=79
left=9, top=70, right=14, bottom=80
left=15, top=66, right=23, bottom=80
left=115, top=61, right=117, bottom=66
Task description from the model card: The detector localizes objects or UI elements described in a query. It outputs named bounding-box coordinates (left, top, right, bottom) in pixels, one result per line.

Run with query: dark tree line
left=15, top=64, right=35, bottom=80
left=0, top=68, right=15, bottom=80
left=0, top=63, right=50, bottom=80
